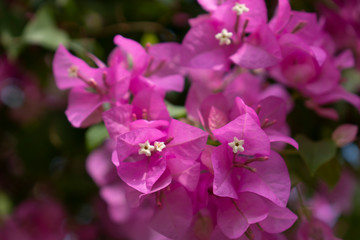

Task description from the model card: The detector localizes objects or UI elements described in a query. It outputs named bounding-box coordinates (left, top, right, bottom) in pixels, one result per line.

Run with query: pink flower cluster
left=52, top=0, right=360, bottom=239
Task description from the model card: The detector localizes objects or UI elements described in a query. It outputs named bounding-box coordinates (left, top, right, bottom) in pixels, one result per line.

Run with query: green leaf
left=295, top=135, right=337, bottom=175
left=22, top=7, right=70, bottom=50
left=343, top=69, right=360, bottom=93
left=315, top=157, right=342, bottom=188
left=0, top=31, right=25, bottom=59
left=166, top=101, right=187, bottom=119
left=0, top=192, right=12, bottom=217
left=141, top=32, right=159, bottom=46
left=85, top=123, right=109, bottom=151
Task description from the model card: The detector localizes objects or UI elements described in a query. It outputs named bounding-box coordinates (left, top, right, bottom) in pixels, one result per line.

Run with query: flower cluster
left=52, top=0, right=360, bottom=239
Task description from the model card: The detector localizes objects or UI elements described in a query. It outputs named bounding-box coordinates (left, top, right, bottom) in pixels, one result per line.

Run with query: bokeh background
left=0, top=0, right=360, bottom=239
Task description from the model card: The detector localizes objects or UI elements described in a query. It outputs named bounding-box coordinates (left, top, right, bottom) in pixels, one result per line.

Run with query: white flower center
left=138, top=140, right=155, bottom=157
left=154, top=141, right=166, bottom=152
left=232, top=3, right=249, bottom=16
left=68, top=65, right=78, bottom=77
left=215, top=29, right=233, bottom=46
left=228, top=137, right=245, bottom=154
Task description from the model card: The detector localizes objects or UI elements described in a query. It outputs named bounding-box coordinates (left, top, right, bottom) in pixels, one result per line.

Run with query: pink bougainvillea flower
left=297, top=218, right=341, bottom=240
left=0, top=198, right=67, bottom=240
left=150, top=185, right=193, bottom=239
left=112, top=35, right=184, bottom=95
left=211, top=112, right=292, bottom=205
left=53, top=45, right=130, bottom=127
left=216, top=192, right=269, bottom=239
left=254, top=96, right=298, bottom=149
left=230, top=23, right=282, bottom=69
left=114, top=119, right=208, bottom=194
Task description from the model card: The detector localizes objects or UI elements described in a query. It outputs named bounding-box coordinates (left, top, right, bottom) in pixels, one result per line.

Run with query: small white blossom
left=154, top=141, right=166, bottom=152
left=215, top=29, right=233, bottom=46
left=232, top=3, right=249, bottom=16
left=68, top=65, right=78, bottom=77
left=228, top=137, right=245, bottom=154
left=139, top=140, right=155, bottom=157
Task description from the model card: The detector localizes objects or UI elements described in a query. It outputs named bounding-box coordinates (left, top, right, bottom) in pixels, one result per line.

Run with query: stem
left=296, top=184, right=312, bottom=221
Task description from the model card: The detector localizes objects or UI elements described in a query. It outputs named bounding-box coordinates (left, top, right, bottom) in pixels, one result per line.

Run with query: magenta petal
left=151, top=186, right=193, bottom=239
left=217, top=198, right=249, bottom=239
left=231, top=43, right=280, bottom=69
left=257, top=96, right=287, bottom=128
left=181, top=19, right=233, bottom=71
left=213, top=113, right=270, bottom=157
left=224, top=72, right=262, bottom=107
left=148, top=42, right=182, bottom=61
left=147, top=168, right=172, bottom=194
left=212, top=145, right=238, bottom=199
left=166, top=119, right=208, bottom=161
left=239, top=151, right=290, bottom=207
left=237, top=192, right=269, bottom=224
left=268, top=131, right=299, bottom=149
left=86, top=142, right=117, bottom=186
left=313, top=86, right=360, bottom=112
left=231, top=24, right=281, bottom=69
left=200, top=94, right=230, bottom=132
left=132, top=88, right=170, bottom=121
left=259, top=204, right=297, bottom=233
left=334, top=49, right=354, bottom=69
left=210, top=226, right=232, bottom=240
left=208, top=105, right=229, bottom=132
left=117, top=155, right=169, bottom=194
left=269, top=0, right=291, bottom=33
left=197, top=0, right=218, bottom=12
left=100, top=183, right=130, bottom=223
left=150, top=74, right=184, bottom=93
left=102, top=105, right=132, bottom=139
left=65, top=87, right=103, bottom=128
left=230, top=97, right=260, bottom=125
left=116, top=128, right=166, bottom=162
left=130, top=119, right=169, bottom=130
left=113, top=35, right=149, bottom=76
left=167, top=159, right=200, bottom=192
left=332, top=124, right=359, bottom=147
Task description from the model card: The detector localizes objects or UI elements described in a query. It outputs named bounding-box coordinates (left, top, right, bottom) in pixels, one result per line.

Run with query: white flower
left=154, top=141, right=166, bottom=152
left=228, top=137, right=245, bottom=154
left=215, top=28, right=233, bottom=46
left=139, top=140, right=155, bottom=156
left=68, top=65, right=78, bottom=77
left=232, top=3, right=249, bottom=16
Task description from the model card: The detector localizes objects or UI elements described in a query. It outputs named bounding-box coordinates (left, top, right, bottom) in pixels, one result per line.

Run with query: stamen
left=132, top=113, right=137, bottom=121
left=76, top=71, right=106, bottom=95
left=228, top=137, right=245, bottom=154
left=164, top=136, right=174, bottom=145
left=156, top=191, right=163, bottom=207
left=232, top=3, right=249, bottom=16
left=138, top=140, right=155, bottom=157
left=145, top=42, right=151, bottom=52
left=245, top=156, right=268, bottom=164
left=291, top=21, right=307, bottom=34
left=233, top=162, right=256, bottom=173
left=68, top=65, right=78, bottom=77
left=215, top=29, right=233, bottom=46
left=144, top=59, right=166, bottom=77
left=255, top=104, right=262, bottom=115
left=261, top=118, right=277, bottom=128
left=241, top=19, right=249, bottom=42
left=142, top=108, right=148, bottom=120
left=102, top=71, right=109, bottom=88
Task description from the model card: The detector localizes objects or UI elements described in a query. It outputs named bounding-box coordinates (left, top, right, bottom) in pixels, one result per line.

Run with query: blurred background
left=0, top=0, right=359, bottom=239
